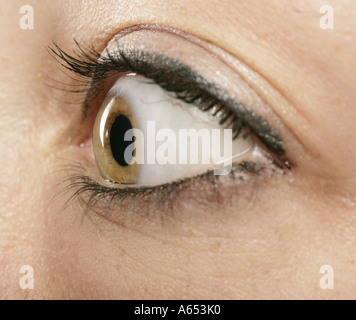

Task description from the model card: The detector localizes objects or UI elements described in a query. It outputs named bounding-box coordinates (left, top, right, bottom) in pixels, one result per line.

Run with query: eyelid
left=96, top=50, right=284, bottom=155
left=79, top=26, right=285, bottom=156
left=63, top=159, right=279, bottom=219
left=49, top=25, right=288, bottom=160
left=106, top=25, right=284, bottom=151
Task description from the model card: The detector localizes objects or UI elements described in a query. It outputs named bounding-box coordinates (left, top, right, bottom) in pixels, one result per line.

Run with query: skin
left=0, top=0, right=355, bottom=299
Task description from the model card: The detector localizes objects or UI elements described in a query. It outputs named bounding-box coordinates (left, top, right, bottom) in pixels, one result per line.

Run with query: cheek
left=40, top=147, right=356, bottom=299
left=39, top=149, right=274, bottom=298
left=41, top=178, right=116, bottom=298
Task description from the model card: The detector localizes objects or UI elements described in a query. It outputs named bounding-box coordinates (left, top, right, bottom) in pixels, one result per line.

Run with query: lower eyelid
left=59, top=146, right=287, bottom=224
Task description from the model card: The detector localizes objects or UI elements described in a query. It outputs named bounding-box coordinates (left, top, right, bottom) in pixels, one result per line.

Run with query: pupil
left=110, top=115, right=134, bottom=167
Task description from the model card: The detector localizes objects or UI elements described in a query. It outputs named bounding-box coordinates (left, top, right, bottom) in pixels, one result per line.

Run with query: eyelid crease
left=49, top=42, right=285, bottom=157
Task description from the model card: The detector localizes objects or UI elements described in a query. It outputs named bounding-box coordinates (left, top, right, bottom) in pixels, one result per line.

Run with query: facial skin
left=0, top=0, right=355, bottom=299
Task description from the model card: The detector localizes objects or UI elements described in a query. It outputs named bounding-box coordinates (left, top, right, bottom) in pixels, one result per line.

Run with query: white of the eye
left=108, top=74, right=254, bottom=185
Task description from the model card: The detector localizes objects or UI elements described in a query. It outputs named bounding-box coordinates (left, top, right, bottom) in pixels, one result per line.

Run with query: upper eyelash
left=48, top=41, right=286, bottom=156
left=49, top=42, right=241, bottom=137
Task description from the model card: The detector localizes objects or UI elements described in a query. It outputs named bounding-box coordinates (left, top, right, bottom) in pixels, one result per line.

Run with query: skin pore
left=0, top=0, right=356, bottom=299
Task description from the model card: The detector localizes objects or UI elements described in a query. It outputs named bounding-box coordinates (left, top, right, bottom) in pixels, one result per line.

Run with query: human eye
left=50, top=25, right=290, bottom=215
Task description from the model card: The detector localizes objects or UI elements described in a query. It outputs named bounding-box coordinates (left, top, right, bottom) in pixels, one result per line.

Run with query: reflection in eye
left=93, top=74, right=253, bottom=185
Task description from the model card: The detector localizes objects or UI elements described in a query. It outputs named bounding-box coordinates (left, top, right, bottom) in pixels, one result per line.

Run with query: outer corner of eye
left=93, top=92, right=139, bottom=185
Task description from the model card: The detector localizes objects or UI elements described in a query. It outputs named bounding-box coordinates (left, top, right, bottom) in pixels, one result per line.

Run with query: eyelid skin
left=49, top=26, right=287, bottom=154
left=101, top=26, right=285, bottom=155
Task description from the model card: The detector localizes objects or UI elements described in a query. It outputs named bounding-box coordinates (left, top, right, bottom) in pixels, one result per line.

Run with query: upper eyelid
left=49, top=20, right=293, bottom=161
left=113, top=50, right=285, bottom=155
left=49, top=43, right=286, bottom=158
left=127, top=51, right=283, bottom=155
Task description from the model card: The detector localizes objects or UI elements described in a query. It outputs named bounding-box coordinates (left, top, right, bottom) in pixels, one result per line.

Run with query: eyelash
left=49, top=40, right=290, bottom=215
left=49, top=42, right=285, bottom=154
left=50, top=42, right=243, bottom=137
left=60, top=160, right=280, bottom=219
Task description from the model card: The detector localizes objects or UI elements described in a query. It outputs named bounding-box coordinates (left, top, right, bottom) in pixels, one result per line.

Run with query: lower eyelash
left=56, top=160, right=286, bottom=223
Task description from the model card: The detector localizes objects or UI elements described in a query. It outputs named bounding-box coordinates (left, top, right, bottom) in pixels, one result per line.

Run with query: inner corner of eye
left=84, top=73, right=256, bottom=186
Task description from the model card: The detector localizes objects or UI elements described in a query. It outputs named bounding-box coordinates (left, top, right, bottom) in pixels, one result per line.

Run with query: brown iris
left=93, top=95, right=139, bottom=184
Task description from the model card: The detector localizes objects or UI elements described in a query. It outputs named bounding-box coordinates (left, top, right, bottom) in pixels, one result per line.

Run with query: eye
left=93, top=74, right=254, bottom=185
left=48, top=25, right=289, bottom=209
